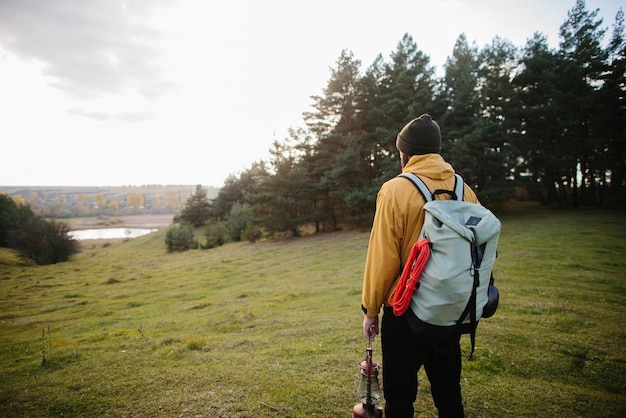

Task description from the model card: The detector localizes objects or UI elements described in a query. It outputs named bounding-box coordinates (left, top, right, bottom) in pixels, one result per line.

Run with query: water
left=69, top=228, right=158, bottom=240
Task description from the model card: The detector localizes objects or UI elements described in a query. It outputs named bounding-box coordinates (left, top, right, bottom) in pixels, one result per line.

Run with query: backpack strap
left=458, top=243, right=488, bottom=360
left=399, top=173, right=465, bottom=202
left=457, top=258, right=480, bottom=359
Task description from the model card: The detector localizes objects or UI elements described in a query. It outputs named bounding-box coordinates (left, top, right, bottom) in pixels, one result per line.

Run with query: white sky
left=0, top=0, right=622, bottom=187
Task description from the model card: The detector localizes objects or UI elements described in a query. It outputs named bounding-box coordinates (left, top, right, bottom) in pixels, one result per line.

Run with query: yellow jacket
left=361, top=154, right=479, bottom=318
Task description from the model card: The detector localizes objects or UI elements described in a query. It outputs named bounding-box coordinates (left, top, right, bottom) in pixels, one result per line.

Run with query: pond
left=69, top=228, right=158, bottom=240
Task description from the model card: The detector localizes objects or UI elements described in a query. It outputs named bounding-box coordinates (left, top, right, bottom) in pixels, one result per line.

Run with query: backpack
left=388, top=173, right=501, bottom=357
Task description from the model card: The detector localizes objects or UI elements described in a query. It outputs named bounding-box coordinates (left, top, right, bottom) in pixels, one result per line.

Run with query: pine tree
left=366, top=34, right=437, bottom=184
left=303, top=50, right=368, bottom=228
left=439, top=34, right=482, bottom=187
left=513, top=33, right=567, bottom=203
left=179, top=185, right=211, bottom=227
left=474, top=36, right=518, bottom=204
left=558, top=0, right=609, bottom=206
left=596, top=7, right=626, bottom=203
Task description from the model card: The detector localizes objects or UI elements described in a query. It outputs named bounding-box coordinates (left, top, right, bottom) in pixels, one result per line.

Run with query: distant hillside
left=0, top=184, right=219, bottom=198
left=0, top=185, right=220, bottom=217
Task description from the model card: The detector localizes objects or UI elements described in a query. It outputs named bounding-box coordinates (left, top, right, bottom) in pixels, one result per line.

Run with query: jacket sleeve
left=361, top=185, right=402, bottom=317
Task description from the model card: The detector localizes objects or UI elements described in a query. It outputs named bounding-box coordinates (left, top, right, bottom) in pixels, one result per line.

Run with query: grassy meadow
left=1, top=204, right=625, bottom=417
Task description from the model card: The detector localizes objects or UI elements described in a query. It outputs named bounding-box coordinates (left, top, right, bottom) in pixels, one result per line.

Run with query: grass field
left=1, top=204, right=625, bottom=417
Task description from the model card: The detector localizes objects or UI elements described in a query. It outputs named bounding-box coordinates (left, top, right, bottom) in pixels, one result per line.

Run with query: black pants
left=381, top=307, right=464, bottom=418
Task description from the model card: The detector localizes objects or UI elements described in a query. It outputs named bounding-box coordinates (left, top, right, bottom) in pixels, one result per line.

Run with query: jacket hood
left=402, top=154, right=455, bottom=181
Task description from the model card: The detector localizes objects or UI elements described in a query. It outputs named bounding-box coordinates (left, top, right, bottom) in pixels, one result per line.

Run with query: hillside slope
left=1, top=208, right=625, bottom=417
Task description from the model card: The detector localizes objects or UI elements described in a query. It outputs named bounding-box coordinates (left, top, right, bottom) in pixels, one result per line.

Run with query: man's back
left=361, top=153, right=479, bottom=315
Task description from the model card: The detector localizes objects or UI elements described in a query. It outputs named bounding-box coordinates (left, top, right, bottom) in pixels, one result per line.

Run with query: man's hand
left=363, top=315, right=379, bottom=341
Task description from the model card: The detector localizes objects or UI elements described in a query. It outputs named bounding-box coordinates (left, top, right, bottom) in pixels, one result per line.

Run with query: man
left=361, top=114, right=479, bottom=418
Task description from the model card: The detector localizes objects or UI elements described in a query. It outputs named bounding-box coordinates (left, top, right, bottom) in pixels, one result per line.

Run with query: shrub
left=11, top=218, right=80, bottom=265
left=164, top=223, right=198, bottom=253
left=224, top=202, right=251, bottom=242
left=203, top=221, right=227, bottom=249
left=242, top=223, right=263, bottom=243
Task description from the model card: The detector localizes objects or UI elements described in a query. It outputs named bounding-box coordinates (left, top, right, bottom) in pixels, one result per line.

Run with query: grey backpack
left=399, top=173, right=500, bottom=357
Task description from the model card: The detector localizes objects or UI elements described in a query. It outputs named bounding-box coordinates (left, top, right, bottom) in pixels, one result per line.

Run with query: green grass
left=1, top=205, right=625, bottom=417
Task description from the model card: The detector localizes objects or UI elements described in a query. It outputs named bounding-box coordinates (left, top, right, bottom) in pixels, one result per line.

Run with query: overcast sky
left=0, top=0, right=622, bottom=187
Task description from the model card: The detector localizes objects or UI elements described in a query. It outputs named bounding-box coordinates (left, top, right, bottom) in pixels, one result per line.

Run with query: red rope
left=387, top=238, right=431, bottom=316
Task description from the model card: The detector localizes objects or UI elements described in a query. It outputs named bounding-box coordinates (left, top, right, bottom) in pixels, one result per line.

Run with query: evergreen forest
left=205, top=1, right=625, bottom=238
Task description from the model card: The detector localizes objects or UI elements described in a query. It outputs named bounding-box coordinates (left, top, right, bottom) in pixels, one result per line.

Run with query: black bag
left=482, top=274, right=499, bottom=319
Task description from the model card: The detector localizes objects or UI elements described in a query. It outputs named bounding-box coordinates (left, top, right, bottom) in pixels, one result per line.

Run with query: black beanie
left=396, top=114, right=441, bottom=155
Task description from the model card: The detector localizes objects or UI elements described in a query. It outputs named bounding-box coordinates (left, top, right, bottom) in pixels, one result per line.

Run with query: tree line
left=192, top=0, right=624, bottom=244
